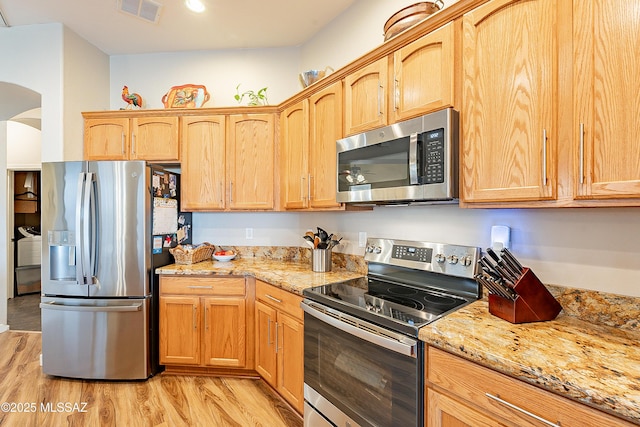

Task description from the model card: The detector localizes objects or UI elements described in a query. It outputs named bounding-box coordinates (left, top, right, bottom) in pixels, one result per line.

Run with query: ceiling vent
left=117, top=0, right=163, bottom=24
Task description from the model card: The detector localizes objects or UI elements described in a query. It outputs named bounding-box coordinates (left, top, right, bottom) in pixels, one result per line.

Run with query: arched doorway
left=1, top=82, right=42, bottom=332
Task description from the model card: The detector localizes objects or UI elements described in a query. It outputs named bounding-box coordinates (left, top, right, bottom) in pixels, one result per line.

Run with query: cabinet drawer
left=255, top=280, right=303, bottom=321
left=427, top=347, right=634, bottom=427
left=160, top=276, right=246, bottom=296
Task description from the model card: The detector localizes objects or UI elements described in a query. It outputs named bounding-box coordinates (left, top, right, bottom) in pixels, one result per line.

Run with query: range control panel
left=365, top=238, right=480, bottom=279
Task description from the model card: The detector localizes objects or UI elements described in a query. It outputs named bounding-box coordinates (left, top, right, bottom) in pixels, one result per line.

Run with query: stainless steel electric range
left=302, top=238, right=481, bottom=427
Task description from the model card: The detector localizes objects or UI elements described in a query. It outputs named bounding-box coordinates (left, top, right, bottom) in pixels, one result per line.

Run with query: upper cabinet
left=461, top=0, right=558, bottom=203
left=391, top=21, right=455, bottom=123
left=344, top=57, right=389, bottom=136
left=227, top=113, right=275, bottom=210
left=280, top=82, right=343, bottom=211
left=573, top=0, right=640, bottom=200
left=83, top=113, right=179, bottom=162
left=180, top=115, right=226, bottom=210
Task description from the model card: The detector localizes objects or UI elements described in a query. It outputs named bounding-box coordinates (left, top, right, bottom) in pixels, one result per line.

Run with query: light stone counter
left=419, top=297, right=640, bottom=424
left=155, top=246, right=366, bottom=295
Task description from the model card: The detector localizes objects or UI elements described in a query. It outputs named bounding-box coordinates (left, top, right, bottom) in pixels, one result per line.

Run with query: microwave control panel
left=421, top=128, right=445, bottom=184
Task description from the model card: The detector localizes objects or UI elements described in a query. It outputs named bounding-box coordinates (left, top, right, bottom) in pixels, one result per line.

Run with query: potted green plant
left=234, top=84, right=269, bottom=106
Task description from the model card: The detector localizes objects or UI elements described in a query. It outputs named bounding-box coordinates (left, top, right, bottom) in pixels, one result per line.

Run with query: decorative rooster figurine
left=122, top=86, right=143, bottom=109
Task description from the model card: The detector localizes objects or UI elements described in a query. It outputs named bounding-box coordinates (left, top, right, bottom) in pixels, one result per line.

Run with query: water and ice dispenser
left=48, top=230, right=76, bottom=281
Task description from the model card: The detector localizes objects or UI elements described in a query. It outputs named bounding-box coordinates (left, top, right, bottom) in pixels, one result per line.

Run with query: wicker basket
left=169, top=242, right=215, bottom=265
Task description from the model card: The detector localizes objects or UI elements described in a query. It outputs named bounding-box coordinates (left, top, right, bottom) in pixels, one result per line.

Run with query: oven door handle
left=302, top=301, right=418, bottom=358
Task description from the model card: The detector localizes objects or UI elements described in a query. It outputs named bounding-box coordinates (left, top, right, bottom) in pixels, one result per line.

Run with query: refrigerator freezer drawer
left=40, top=297, right=150, bottom=380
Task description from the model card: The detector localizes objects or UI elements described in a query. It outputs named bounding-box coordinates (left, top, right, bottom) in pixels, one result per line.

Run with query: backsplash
left=548, top=285, right=639, bottom=332
left=218, top=245, right=368, bottom=275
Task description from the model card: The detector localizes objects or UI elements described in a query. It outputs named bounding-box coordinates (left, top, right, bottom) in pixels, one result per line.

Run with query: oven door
left=302, top=301, right=423, bottom=427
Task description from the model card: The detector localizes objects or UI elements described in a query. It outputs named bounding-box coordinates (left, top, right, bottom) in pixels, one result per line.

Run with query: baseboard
left=0, top=324, right=9, bottom=333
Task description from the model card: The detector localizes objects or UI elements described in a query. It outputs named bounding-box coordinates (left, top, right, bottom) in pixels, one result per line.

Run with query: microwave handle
left=409, top=133, right=419, bottom=185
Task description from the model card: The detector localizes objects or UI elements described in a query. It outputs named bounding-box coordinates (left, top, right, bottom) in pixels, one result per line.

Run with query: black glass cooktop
left=303, top=276, right=469, bottom=336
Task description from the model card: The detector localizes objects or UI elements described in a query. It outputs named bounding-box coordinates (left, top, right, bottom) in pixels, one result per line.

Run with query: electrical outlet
left=491, top=225, right=510, bottom=250
left=245, top=228, right=253, bottom=240
left=358, top=231, right=367, bottom=247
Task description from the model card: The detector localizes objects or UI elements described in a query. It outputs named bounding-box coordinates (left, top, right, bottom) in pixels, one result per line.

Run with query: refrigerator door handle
left=75, top=172, right=87, bottom=285
left=87, top=172, right=98, bottom=283
left=81, top=173, right=94, bottom=285
left=40, top=301, right=143, bottom=312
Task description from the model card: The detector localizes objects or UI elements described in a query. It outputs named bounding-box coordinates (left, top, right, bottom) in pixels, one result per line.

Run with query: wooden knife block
left=488, top=268, right=562, bottom=324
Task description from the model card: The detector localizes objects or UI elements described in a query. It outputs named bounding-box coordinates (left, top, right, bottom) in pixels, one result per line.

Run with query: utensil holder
left=312, top=249, right=332, bottom=272
left=488, top=268, right=562, bottom=324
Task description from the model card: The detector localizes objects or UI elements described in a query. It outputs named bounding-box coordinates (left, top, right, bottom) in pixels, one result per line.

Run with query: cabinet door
left=427, top=388, right=507, bottom=427
left=159, top=295, right=200, bottom=365
left=309, top=82, right=343, bottom=209
left=202, top=297, right=247, bottom=368
left=181, top=115, right=226, bottom=210
left=344, top=57, right=388, bottom=136
left=276, top=312, right=304, bottom=414
left=131, top=116, right=179, bottom=161
left=84, top=118, right=130, bottom=160
left=227, top=114, right=275, bottom=210
left=391, top=21, right=455, bottom=123
left=280, top=101, right=309, bottom=209
left=255, top=301, right=277, bottom=387
left=461, top=0, right=557, bottom=202
left=574, top=0, right=640, bottom=199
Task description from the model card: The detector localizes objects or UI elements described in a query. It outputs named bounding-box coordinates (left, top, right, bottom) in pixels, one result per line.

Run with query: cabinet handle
left=131, top=132, right=136, bottom=156
left=187, top=285, right=213, bottom=289
left=205, top=306, right=209, bottom=331
left=301, top=176, right=306, bottom=201
left=265, top=294, right=282, bottom=304
left=377, top=81, right=383, bottom=116
left=308, top=174, right=313, bottom=201
left=394, top=78, right=400, bottom=112
left=192, top=305, right=197, bottom=330
left=542, top=129, right=548, bottom=186
left=267, top=317, right=272, bottom=347
left=579, top=123, right=585, bottom=184
left=485, top=393, right=560, bottom=427
left=275, top=322, right=280, bottom=354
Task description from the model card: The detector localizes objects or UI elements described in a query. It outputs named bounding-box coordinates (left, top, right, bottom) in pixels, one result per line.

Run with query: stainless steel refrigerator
left=40, top=161, right=191, bottom=380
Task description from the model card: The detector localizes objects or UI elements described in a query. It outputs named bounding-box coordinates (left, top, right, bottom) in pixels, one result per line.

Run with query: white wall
left=109, top=47, right=301, bottom=109
left=6, top=122, right=41, bottom=169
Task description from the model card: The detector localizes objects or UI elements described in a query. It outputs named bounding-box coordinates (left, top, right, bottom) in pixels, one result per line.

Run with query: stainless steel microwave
left=336, top=108, right=458, bottom=205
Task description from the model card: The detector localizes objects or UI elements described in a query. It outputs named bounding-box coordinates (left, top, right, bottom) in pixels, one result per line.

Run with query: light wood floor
left=0, top=331, right=302, bottom=427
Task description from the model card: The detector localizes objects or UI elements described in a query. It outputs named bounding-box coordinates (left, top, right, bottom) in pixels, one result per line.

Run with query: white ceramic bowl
left=213, top=253, right=236, bottom=262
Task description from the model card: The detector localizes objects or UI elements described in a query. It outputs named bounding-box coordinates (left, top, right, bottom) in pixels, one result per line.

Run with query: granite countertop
left=156, top=254, right=365, bottom=295
left=419, top=299, right=640, bottom=424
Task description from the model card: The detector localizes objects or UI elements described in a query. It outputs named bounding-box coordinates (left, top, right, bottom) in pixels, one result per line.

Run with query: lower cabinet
left=255, top=280, right=304, bottom=414
left=159, top=276, right=253, bottom=373
left=426, top=347, right=635, bottom=427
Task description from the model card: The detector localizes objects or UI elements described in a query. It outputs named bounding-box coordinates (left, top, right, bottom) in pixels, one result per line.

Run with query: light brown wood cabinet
left=344, top=57, right=389, bottom=136
left=573, top=0, right=640, bottom=200
left=461, top=0, right=557, bottom=203
left=391, top=21, right=455, bottom=123
left=255, top=280, right=304, bottom=414
left=426, top=347, right=635, bottom=427
left=159, top=276, right=252, bottom=372
left=227, top=113, right=275, bottom=210
left=83, top=113, right=179, bottom=162
left=180, top=115, right=226, bottom=210
left=280, top=82, right=343, bottom=210
left=180, top=112, right=276, bottom=211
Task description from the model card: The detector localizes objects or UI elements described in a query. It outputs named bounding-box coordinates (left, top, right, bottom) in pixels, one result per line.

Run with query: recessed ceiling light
left=185, top=0, right=205, bottom=13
